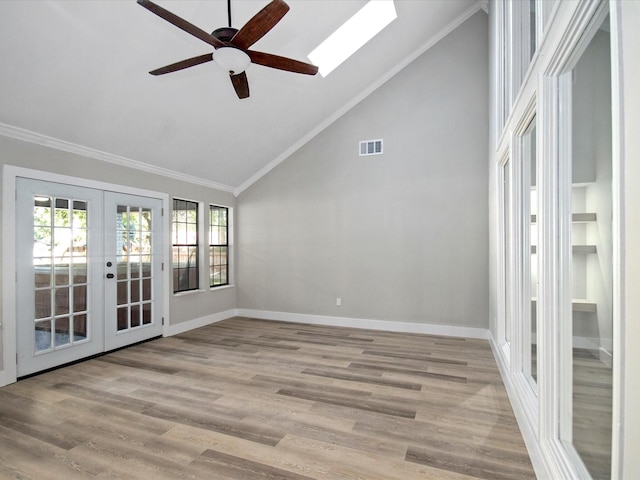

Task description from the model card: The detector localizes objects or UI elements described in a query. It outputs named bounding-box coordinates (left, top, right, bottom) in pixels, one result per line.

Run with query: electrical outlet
left=336, top=298, right=342, bottom=307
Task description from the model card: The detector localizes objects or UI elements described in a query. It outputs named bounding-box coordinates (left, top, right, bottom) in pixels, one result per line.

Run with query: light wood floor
left=0, top=317, right=535, bottom=479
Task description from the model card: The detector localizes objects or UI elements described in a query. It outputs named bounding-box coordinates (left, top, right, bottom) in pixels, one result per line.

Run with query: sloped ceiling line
left=234, top=0, right=485, bottom=196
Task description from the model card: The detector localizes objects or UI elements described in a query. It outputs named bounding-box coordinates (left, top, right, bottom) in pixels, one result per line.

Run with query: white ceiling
left=0, top=0, right=480, bottom=194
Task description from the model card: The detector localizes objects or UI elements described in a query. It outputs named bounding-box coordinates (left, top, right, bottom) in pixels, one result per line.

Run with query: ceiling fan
left=137, top=0, right=319, bottom=99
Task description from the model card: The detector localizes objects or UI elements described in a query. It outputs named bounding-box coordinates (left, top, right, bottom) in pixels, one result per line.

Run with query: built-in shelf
left=573, top=245, right=597, bottom=254
left=531, top=298, right=597, bottom=313
left=531, top=245, right=597, bottom=254
left=530, top=212, right=597, bottom=223
left=572, top=212, right=597, bottom=223
left=572, top=299, right=598, bottom=313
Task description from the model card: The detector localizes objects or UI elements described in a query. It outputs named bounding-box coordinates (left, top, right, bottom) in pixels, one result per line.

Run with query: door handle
left=106, top=273, right=115, bottom=279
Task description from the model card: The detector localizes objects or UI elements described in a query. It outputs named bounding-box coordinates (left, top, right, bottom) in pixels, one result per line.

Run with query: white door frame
left=1, top=165, right=171, bottom=386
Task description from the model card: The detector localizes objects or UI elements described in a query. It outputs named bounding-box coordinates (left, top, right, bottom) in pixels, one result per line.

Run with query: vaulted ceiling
left=0, top=0, right=480, bottom=194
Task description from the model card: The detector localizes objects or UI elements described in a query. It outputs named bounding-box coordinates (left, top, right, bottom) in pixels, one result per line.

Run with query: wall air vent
left=359, top=139, right=383, bottom=156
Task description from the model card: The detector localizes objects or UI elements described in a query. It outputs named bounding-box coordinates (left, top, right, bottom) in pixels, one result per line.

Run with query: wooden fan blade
left=137, top=0, right=224, bottom=49
left=149, top=53, right=214, bottom=76
left=230, top=0, right=289, bottom=50
left=246, top=50, right=318, bottom=75
left=230, top=72, right=250, bottom=99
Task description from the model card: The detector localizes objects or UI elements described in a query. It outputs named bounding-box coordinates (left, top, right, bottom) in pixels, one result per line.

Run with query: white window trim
left=511, top=97, right=539, bottom=433
left=496, top=148, right=512, bottom=360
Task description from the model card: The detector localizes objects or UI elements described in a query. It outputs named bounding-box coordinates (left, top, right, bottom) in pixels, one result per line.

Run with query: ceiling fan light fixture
left=213, top=47, right=251, bottom=75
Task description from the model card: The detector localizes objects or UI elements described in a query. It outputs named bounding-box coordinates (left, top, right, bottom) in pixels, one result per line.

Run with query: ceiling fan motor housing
left=212, top=27, right=239, bottom=43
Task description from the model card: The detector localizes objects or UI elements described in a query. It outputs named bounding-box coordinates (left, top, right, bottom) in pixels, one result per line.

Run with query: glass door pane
left=33, top=197, right=89, bottom=351
left=115, top=205, right=153, bottom=331
left=16, top=179, right=103, bottom=377
left=568, top=13, right=612, bottom=479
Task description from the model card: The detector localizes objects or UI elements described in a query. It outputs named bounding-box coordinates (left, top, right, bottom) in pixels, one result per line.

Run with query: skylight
left=308, top=0, right=397, bottom=77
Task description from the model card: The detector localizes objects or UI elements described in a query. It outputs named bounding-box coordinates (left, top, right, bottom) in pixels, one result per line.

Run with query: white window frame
left=208, top=204, right=232, bottom=289
left=171, top=198, right=201, bottom=294
left=494, top=1, right=624, bottom=478
left=540, top=2, right=617, bottom=478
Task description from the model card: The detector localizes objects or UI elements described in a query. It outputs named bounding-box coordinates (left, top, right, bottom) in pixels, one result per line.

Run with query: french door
left=16, top=179, right=163, bottom=377
left=103, top=191, right=163, bottom=351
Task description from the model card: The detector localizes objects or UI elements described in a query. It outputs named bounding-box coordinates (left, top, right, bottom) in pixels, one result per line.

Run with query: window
left=523, top=116, right=537, bottom=385
left=307, top=0, right=397, bottom=77
left=172, top=199, right=198, bottom=293
left=496, top=0, right=512, bottom=137
left=209, top=205, right=228, bottom=287
left=502, top=158, right=512, bottom=347
left=562, top=12, right=613, bottom=478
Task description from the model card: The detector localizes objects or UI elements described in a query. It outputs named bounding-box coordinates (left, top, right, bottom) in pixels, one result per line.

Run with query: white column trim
left=609, top=1, right=626, bottom=477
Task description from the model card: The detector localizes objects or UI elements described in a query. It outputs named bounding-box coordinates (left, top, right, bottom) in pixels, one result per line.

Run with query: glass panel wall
left=504, top=160, right=512, bottom=345
left=495, top=1, right=617, bottom=478
left=528, top=0, right=537, bottom=62
left=567, top=12, right=612, bottom=479
left=523, top=117, right=538, bottom=384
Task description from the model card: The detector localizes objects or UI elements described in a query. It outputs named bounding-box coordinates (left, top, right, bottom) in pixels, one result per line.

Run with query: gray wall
left=236, top=12, right=489, bottom=328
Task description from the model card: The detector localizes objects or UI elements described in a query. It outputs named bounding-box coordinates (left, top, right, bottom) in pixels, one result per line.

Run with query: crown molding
left=0, top=122, right=236, bottom=194
left=234, top=0, right=485, bottom=196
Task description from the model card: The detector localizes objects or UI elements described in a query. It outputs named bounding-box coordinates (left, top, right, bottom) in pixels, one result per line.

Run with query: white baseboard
left=573, top=335, right=613, bottom=368
left=163, top=309, right=237, bottom=336
left=236, top=309, right=489, bottom=339
left=572, top=335, right=599, bottom=351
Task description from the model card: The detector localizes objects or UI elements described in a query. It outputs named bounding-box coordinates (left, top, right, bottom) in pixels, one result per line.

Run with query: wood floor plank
left=49, top=382, right=156, bottom=413
left=0, top=317, right=534, bottom=479
left=301, top=366, right=424, bottom=390
left=406, top=444, right=535, bottom=480
left=0, top=424, right=104, bottom=479
left=192, top=449, right=317, bottom=480
left=163, top=424, right=335, bottom=479
left=141, top=404, right=283, bottom=447
left=277, top=387, right=417, bottom=419
left=278, top=434, right=482, bottom=480
left=53, top=396, right=175, bottom=437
